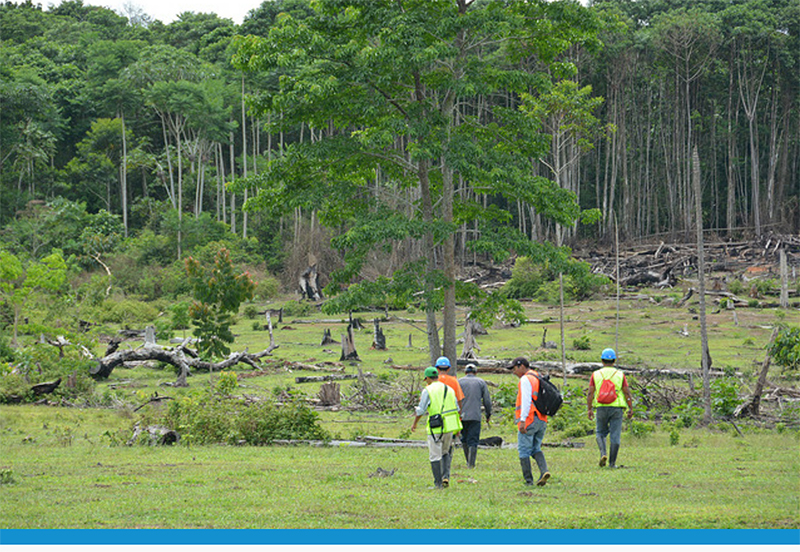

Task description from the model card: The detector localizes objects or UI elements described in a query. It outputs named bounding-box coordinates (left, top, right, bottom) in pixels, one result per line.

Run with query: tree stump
left=321, top=328, right=339, bottom=346
left=340, top=325, right=360, bottom=361
left=318, top=382, right=341, bottom=406
left=372, top=319, right=386, bottom=350
left=299, top=264, right=323, bottom=301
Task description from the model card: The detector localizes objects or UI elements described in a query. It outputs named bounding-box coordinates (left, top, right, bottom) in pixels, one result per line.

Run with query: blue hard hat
left=601, top=348, right=617, bottom=361
left=435, top=356, right=451, bottom=368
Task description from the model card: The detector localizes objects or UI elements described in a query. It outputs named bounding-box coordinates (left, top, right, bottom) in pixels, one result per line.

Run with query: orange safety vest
left=438, top=373, right=465, bottom=403
left=515, top=370, right=548, bottom=426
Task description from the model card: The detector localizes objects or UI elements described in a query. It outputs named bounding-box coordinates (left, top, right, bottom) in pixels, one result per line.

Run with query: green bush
left=283, top=300, right=313, bottom=317
left=97, top=299, right=159, bottom=326
left=728, top=279, right=744, bottom=295
left=141, top=384, right=331, bottom=446
left=502, top=255, right=608, bottom=303
left=768, top=325, right=800, bottom=373
left=541, top=386, right=594, bottom=438
left=711, top=378, right=741, bottom=417
left=573, top=335, right=591, bottom=350
left=243, top=305, right=259, bottom=319
left=628, top=420, right=656, bottom=438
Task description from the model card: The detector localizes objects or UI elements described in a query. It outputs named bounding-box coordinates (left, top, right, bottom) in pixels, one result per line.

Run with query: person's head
left=435, top=356, right=451, bottom=372
left=506, top=356, right=530, bottom=378
left=601, top=348, right=616, bottom=364
left=423, top=366, right=438, bottom=382
left=465, top=364, right=476, bottom=375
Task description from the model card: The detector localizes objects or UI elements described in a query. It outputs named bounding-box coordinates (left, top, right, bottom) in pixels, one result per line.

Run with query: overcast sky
left=73, top=0, right=263, bottom=24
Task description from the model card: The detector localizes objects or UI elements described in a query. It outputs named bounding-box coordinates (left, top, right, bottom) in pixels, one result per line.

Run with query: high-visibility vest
left=427, top=381, right=463, bottom=435
left=592, top=367, right=627, bottom=408
left=515, top=371, right=547, bottom=426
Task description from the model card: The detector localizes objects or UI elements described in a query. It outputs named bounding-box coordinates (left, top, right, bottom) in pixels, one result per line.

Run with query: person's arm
left=622, top=376, right=633, bottom=419
left=518, top=376, right=532, bottom=433
left=482, top=382, right=492, bottom=422
left=411, top=389, right=430, bottom=431
left=587, top=375, right=596, bottom=421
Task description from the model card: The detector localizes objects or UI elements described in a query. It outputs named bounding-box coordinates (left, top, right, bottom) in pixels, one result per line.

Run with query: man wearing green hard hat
left=411, top=366, right=463, bottom=489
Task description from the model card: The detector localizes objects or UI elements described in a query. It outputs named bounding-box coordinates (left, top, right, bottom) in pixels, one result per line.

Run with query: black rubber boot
left=597, top=434, right=607, bottom=462
left=519, top=457, right=534, bottom=485
left=430, top=460, right=443, bottom=489
left=441, top=452, right=451, bottom=487
left=534, top=451, right=550, bottom=486
left=468, top=446, right=478, bottom=468
left=463, top=442, right=470, bottom=465
left=609, top=443, right=620, bottom=468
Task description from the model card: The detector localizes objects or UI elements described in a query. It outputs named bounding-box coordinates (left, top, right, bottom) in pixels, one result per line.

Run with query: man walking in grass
left=411, top=367, right=463, bottom=489
left=508, top=357, right=550, bottom=486
left=458, top=363, right=492, bottom=468
left=434, top=356, right=463, bottom=486
left=587, top=348, right=633, bottom=468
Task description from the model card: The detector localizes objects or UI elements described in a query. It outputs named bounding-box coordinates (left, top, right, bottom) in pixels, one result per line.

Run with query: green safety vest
left=427, top=381, right=462, bottom=435
left=592, top=367, right=627, bottom=408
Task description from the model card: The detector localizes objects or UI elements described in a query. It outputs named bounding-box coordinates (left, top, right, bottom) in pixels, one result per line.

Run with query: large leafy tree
left=233, top=0, right=601, bottom=365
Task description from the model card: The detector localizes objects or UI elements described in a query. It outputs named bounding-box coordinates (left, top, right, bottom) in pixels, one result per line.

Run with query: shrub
left=711, top=378, right=741, bottom=417
left=628, top=420, right=655, bottom=438
left=728, top=279, right=744, bottom=295
left=768, top=325, right=800, bottom=373
left=502, top=255, right=608, bottom=303
left=97, top=299, right=160, bottom=326
left=243, top=305, right=259, bottom=319
left=143, top=386, right=330, bottom=446
left=547, top=386, right=594, bottom=438
left=573, top=335, right=591, bottom=350
left=283, top=300, right=313, bottom=317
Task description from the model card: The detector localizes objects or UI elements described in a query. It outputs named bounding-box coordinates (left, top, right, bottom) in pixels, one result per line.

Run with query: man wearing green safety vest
left=411, top=366, right=463, bottom=489
left=587, top=348, right=633, bottom=469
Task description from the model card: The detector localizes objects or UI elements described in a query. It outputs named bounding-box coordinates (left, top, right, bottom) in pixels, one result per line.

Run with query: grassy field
left=0, top=403, right=798, bottom=529
left=1, top=292, right=799, bottom=530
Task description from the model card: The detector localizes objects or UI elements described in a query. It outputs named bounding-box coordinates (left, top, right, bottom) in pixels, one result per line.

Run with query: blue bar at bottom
left=0, top=529, right=798, bottom=546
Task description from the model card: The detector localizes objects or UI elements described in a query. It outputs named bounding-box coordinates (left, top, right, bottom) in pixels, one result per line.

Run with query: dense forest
left=1, top=0, right=798, bottom=332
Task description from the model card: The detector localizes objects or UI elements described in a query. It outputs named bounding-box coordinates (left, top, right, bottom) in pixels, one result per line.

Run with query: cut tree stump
left=340, top=325, right=360, bottom=361
left=372, top=319, right=386, bottom=350
left=318, top=382, right=341, bottom=406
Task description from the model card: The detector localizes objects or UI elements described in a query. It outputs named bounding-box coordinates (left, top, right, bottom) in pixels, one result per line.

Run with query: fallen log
left=89, top=341, right=279, bottom=385
left=295, top=373, right=375, bottom=384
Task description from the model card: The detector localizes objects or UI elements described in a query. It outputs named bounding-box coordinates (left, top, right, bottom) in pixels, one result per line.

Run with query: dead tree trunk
left=299, top=264, right=323, bottom=301
left=89, top=342, right=279, bottom=383
left=340, top=325, right=360, bottom=361
left=318, top=382, right=341, bottom=406
left=736, top=327, right=780, bottom=418
left=372, top=319, right=387, bottom=350
left=321, top=328, right=339, bottom=346
left=460, top=315, right=480, bottom=359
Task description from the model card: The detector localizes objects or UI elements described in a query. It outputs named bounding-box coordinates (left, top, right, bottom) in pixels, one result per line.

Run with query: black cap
left=506, top=357, right=529, bottom=370
left=465, top=364, right=476, bottom=373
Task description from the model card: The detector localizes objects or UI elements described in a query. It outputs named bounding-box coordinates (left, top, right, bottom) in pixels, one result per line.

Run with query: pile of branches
left=577, top=232, right=800, bottom=289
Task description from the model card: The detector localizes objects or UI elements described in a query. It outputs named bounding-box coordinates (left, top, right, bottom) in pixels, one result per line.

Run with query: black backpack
left=532, top=373, right=563, bottom=417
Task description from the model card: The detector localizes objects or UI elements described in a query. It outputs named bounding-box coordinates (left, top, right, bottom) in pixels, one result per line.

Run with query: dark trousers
left=461, top=420, right=482, bottom=448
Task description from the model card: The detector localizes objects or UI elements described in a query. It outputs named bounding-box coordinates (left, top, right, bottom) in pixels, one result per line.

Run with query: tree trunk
left=693, top=147, right=712, bottom=425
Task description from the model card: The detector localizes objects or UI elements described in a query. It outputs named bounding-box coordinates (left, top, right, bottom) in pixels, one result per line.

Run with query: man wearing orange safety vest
left=587, top=348, right=633, bottom=469
left=507, top=357, right=550, bottom=486
left=412, top=367, right=463, bottom=489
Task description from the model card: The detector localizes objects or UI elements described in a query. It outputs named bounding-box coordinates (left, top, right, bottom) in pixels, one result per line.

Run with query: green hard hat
left=424, top=366, right=438, bottom=378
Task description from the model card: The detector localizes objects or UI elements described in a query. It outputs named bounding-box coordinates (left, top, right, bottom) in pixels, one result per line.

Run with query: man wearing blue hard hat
left=586, top=348, right=633, bottom=468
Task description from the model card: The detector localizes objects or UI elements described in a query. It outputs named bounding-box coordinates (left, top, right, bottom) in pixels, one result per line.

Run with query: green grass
left=1, top=404, right=798, bottom=529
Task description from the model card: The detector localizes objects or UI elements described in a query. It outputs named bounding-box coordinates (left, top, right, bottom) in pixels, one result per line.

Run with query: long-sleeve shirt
left=457, top=374, right=492, bottom=422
